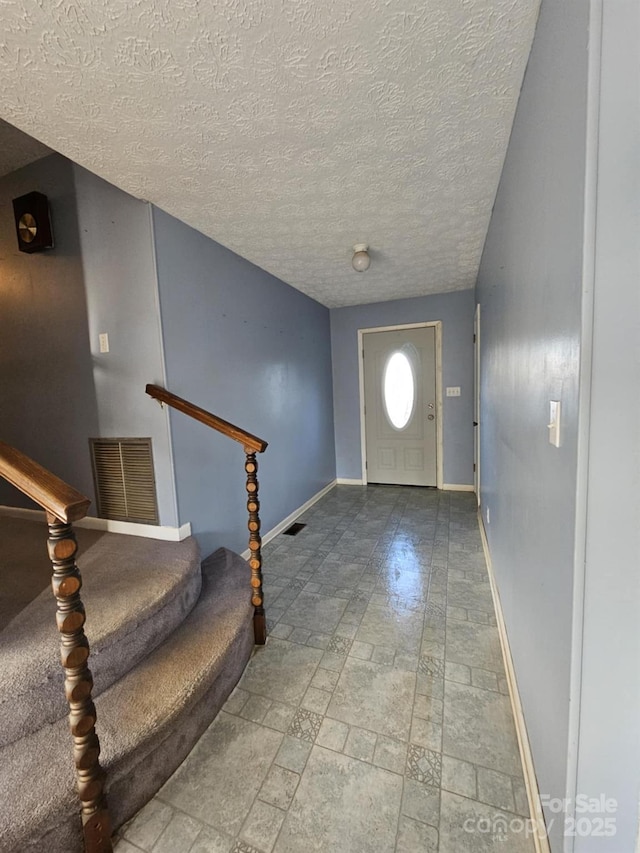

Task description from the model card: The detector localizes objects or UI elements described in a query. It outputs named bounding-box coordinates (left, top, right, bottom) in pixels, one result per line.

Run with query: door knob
left=428, top=414, right=435, bottom=421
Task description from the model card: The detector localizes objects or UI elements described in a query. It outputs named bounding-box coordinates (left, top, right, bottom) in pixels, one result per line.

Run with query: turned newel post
left=46, top=513, right=113, bottom=853
left=244, top=450, right=266, bottom=644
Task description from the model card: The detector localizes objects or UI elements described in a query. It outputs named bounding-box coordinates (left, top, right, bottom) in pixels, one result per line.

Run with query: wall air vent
left=90, top=438, right=159, bottom=524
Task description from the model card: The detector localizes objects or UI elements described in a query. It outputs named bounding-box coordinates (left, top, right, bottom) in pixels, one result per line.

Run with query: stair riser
left=0, top=548, right=254, bottom=853
left=1, top=537, right=202, bottom=748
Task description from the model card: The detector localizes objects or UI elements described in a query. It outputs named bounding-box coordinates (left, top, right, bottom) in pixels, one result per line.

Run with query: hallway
left=114, top=486, right=535, bottom=853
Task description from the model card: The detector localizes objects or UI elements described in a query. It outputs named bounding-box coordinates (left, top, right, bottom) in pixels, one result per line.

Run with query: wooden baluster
left=245, top=451, right=266, bottom=644
left=46, top=514, right=113, bottom=853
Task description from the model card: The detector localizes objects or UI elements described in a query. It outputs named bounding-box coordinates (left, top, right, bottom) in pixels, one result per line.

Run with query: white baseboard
left=241, top=479, right=337, bottom=559
left=78, top=517, right=192, bottom=541
left=337, top=480, right=474, bottom=491
left=478, top=514, right=550, bottom=853
left=0, top=505, right=192, bottom=542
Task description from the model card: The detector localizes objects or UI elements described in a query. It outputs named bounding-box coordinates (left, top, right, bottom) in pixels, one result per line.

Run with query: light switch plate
left=99, top=333, right=109, bottom=353
left=446, top=386, right=461, bottom=397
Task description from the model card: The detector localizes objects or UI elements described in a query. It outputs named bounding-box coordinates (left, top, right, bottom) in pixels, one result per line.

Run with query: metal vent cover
left=90, top=438, right=159, bottom=524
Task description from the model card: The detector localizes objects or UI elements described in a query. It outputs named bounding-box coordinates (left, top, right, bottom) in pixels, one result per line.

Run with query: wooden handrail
left=146, top=383, right=268, bottom=644
left=145, top=385, right=268, bottom=454
left=0, top=440, right=91, bottom=523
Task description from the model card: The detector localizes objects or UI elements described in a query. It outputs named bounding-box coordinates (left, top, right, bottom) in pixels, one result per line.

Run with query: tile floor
left=114, top=486, right=535, bottom=853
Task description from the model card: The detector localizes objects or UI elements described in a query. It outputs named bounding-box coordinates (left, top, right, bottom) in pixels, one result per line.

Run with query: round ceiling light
left=352, top=243, right=371, bottom=272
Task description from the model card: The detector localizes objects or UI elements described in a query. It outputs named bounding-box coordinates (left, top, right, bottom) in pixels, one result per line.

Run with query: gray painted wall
left=475, top=0, right=589, bottom=848
left=330, top=290, right=475, bottom=486
left=74, top=167, right=177, bottom=526
left=152, top=207, right=336, bottom=557
left=574, top=2, right=640, bottom=849
left=0, top=154, right=99, bottom=507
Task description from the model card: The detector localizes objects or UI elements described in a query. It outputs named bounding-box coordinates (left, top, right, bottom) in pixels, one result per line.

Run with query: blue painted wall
left=0, top=157, right=181, bottom=526
left=74, top=167, right=178, bottom=526
left=477, top=3, right=640, bottom=845
left=152, top=207, right=336, bottom=557
left=476, top=0, right=588, bottom=843
left=330, top=290, right=475, bottom=486
left=0, top=155, right=99, bottom=508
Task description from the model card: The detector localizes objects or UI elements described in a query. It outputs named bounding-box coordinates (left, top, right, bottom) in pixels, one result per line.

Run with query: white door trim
left=474, top=303, right=481, bottom=505
left=358, top=321, right=443, bottom=489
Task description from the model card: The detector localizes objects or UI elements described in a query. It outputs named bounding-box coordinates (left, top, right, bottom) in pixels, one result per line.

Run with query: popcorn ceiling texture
left=0, top=0, right=540, bottom=307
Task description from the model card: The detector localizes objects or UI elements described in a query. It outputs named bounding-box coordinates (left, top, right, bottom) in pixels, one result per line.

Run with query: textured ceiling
left=0, top=0, right=540, bottom=307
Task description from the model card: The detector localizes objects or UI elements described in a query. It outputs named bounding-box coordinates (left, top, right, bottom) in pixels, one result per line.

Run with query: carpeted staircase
left=0, top=531, right=254, bottom=852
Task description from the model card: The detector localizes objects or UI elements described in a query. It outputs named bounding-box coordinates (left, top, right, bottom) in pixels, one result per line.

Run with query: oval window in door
left=383, top=350, right=416, bottom=430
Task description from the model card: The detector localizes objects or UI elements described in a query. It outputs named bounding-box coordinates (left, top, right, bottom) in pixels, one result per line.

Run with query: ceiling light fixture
left=352, top=243, right=371, bottom=272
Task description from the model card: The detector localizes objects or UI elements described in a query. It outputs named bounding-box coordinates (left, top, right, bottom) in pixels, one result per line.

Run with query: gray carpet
left=0, top=547, right=254, bottom=853
left=0, top=515, right=106, bottom=627
left=0, top=526, right=202, bottom=747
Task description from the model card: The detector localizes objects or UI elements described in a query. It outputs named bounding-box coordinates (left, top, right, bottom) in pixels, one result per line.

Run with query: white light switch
left=99, top=333, right=109, bottom=353
left=446, top=387, right=461, bottom=397
left=548, top=400, right=561, bottom=447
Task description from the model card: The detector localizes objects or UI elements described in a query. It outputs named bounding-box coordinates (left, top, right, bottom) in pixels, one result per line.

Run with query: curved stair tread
left=0, top=547, right=254, bottom=853
left=0, top=533, right=202, bottom=747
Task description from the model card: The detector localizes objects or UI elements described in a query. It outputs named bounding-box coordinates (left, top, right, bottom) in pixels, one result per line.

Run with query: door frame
left=474, top=304, right=481, bottom=505
left=358, top=321, right=443, bottom=489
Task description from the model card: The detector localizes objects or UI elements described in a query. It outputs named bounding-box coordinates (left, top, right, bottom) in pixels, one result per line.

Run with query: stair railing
left=145, top=384, right=269, bottom=644
left=0, top=440, right=112, bottom=853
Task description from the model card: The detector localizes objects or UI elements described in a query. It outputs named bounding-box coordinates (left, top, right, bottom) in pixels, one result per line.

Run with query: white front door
left=363, top=326, right=437, bottom=486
